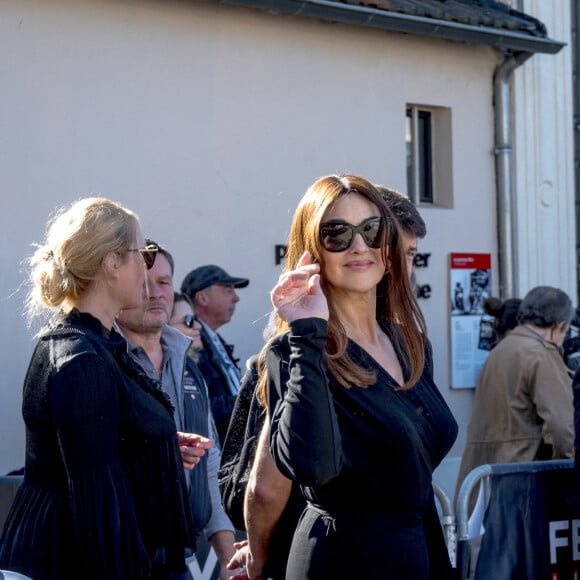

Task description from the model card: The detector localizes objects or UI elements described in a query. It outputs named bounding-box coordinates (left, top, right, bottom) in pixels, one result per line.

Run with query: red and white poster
left=450, top=253, right=492, bottom=389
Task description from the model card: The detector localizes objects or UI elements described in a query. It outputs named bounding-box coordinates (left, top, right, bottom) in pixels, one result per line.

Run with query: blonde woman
left=258, top=175, right=457, bottom=579
left=0, top=198, right=194, bottom=579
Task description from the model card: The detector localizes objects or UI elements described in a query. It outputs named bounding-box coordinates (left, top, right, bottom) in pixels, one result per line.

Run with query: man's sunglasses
left=128, top=243, right=159, bottom=270
left=319, top=217, right=383, bottom=253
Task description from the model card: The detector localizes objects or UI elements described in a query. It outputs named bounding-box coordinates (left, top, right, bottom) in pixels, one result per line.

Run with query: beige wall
left=0, top=0, right=505, bottom=495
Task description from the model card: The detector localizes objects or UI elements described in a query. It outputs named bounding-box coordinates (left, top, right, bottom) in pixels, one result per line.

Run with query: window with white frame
left=406, top=105, right=453, bottom=208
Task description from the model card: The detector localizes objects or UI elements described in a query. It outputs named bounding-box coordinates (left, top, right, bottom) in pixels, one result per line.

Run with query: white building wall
left=512, top=0, right=576, bottom=299
left=0, top=0, right=516, bottom=497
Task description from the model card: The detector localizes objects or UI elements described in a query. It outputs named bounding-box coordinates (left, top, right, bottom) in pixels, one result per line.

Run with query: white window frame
left=406, top=104, right=454, bottom=208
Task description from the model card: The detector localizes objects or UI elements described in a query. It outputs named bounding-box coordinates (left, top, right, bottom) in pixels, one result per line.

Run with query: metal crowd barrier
left=433, top=481, right=457, bottom=568
left=454, top=459, right=577, bottom=579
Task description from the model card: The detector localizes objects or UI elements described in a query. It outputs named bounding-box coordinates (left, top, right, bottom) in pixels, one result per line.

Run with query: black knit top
left=0, top=310, right=194, bottom=579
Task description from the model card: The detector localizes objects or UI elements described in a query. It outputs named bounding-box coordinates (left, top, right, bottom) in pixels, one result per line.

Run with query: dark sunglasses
left=183, top=314, right=197, bottom=328
left=128, top=243, right=159, bottom=270
left=320, top=217, right=383, bottom=252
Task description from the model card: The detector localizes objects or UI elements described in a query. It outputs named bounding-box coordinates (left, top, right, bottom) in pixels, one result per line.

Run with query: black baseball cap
left=181, top=265, right=249, bottom=299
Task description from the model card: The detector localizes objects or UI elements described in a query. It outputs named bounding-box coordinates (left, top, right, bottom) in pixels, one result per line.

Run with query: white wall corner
left=512, top=0, right=576, bottom=300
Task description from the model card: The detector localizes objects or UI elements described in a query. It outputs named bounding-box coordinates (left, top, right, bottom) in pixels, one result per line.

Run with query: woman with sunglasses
left=257, top=174, right=458, bottom=578
left=170, top=293, right=203, bottom=354
left=0, top=198, right=194, bottom=579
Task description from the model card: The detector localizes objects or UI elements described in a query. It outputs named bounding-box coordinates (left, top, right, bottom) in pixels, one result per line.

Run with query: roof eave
left=218, top=0, right=565, bottom=55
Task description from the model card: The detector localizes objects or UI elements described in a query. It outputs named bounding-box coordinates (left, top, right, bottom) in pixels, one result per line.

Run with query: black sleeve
left=266, top=318, right=343, bottom=486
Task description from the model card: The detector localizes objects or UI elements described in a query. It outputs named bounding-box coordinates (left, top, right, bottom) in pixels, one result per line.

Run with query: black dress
left=266, top=318, right=458, bottom=579
left=0, top=310, right=194, bottom=579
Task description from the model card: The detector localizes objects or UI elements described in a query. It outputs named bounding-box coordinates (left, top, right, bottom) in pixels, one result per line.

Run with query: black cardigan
left=0, top=310, right=194, bottom=579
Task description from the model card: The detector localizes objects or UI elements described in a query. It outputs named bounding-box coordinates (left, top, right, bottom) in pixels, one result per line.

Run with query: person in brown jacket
left=456, top=286, right=575, bottom=506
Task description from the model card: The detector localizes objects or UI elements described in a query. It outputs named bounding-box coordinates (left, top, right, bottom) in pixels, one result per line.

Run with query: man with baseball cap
left=181, top=265, right=249, bottom=445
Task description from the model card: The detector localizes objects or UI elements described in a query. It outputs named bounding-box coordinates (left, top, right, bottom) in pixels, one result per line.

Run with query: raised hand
left=271, top=251, right=329, bottom=323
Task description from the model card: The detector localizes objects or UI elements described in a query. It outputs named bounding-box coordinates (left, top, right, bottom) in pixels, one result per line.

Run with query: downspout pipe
left=494, top=51, right=532, bottom=300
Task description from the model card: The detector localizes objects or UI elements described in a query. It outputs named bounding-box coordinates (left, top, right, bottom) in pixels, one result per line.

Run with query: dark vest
left=183, top=357, right=212, bottom=538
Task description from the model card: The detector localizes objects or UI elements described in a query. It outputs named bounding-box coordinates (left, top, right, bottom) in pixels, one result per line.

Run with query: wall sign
left=449, top=252, right=492, bottom=389
left=275, top=244, right=287, bottom=265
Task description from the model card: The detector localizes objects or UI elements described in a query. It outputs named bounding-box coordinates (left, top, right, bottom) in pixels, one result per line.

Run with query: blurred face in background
left=170, top=299, right=202, bottom=350
left=196, top=284, right=240, bottom=330
left=399, top=230, right=417, bottom=281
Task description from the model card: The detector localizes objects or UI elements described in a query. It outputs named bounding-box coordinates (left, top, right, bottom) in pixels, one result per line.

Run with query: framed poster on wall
left=449, top=253, right=492, bottom=389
